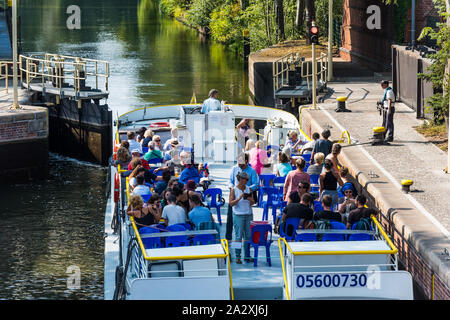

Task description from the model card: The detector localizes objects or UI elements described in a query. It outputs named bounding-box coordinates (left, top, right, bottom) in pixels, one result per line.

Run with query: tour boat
left=104, top=103, right=413, bottom=300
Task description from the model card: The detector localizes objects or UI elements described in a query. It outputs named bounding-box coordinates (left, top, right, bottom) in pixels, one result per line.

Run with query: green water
left=0, top=0, right=248, bottom=299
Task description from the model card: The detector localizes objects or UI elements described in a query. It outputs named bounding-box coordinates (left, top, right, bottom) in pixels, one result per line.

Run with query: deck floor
left=206, top=164, right=284, bottom=299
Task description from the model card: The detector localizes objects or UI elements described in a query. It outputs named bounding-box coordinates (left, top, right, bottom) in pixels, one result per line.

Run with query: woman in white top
left=229, top=171, right=255, bottom=264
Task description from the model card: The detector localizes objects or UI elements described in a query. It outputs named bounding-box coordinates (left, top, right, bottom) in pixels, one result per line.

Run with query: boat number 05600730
left=296, top=273, right=368, bottom=289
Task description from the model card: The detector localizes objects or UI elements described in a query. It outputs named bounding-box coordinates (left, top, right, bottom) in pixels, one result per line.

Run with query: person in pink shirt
left=283, top=157, right=310, bottom=201
left=249, top=140, right=269, bottom=175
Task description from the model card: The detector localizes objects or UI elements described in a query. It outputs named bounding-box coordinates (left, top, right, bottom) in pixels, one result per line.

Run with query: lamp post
left=10, top=0, right=20, bottom=109
left=327, top=0, right=333, bottom=81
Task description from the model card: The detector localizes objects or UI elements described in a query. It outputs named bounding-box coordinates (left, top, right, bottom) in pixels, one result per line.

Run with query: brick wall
left=0, top=108, right=48, bottom=143
left=340, top=0, right=395, bottom=70
left=404, top=0, right=439, bottom=44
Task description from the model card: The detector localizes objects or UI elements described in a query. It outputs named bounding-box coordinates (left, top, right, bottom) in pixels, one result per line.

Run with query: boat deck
left=207, top=164, right=284, bottom=300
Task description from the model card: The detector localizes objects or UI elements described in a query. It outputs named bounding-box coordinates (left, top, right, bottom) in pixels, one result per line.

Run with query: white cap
left=131, top=148, right=141, bottom=154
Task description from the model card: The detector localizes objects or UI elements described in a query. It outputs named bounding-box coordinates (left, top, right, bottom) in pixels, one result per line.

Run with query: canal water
left=0, top=0, right=248, bottom=299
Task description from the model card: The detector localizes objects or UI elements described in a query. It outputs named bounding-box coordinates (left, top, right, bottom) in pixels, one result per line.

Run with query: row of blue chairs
left=139, top=223, right=217, bottom=249
left=280, top=218, right=374, bottom=242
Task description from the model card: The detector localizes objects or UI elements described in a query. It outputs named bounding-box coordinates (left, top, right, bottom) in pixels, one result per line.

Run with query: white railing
left=273, top=51, right=329, bottom=99
left=19, top=53, right=109, bottom=97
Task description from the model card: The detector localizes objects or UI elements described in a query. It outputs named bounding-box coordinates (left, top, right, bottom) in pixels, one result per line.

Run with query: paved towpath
left=317, top=80, right=450, bottom=233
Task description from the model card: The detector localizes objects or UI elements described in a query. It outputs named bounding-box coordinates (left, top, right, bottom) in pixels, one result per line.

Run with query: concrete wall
left=0, top=106, right=49, bottom=181
left=392, top=45, right=434, bottom=119
left=248, top=56, right=275, bottom=107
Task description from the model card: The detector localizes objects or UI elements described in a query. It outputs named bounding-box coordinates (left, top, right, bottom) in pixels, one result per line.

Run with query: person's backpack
left=354, top=218, right=372, bottom=231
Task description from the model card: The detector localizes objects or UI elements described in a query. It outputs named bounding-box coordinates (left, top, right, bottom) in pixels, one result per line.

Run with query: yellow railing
left=0, top=61, right=21, bottom=94
left=338, top=130, right=352, bottom=145
left=19, top=53, right=109, bottom=97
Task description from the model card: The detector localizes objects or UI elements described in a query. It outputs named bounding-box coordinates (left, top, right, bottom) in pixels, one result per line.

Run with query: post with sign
left=10, top=0, right=20, bottom=109
left=310, top=23, right=319, bottom=109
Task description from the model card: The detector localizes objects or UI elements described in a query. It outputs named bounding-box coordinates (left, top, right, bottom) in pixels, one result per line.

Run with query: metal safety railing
left=19, top=53, right=109, bottom=98
left=272, top=51, right=328, bottom=99
left=0, top=61, right=13, bottom=94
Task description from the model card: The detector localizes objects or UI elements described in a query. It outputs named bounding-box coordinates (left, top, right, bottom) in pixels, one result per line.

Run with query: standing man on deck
left=381, top=80, right=395, bottom=142
left=201, top=89, right=222, bottom=114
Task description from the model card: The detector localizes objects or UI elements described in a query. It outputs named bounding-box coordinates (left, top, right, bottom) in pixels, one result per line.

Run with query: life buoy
left=113, top=144, right=118, bottom=161
left=114, top=172, right=120, bottom=203
left=150, top=122, right=170, bottom=128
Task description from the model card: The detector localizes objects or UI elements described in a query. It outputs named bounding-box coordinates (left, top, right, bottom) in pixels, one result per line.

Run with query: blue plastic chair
left=140, top=193, right=152, bottom=203
left=195, top=221, right=221, bottom=241
left=261, top=187, right=283, bottom=223
left=147, top=157, right=163, bottom=165
left=313, top=201, right=323, bottom=213
left=258, top=174, right=276, bottom=207
left=310, top=174, right=320, bottom=187
left=301, top=153, right=312, bottom=163
left=166, top=224, right=189, bottom=247
left=279, top=217, right=301, bottom=241
left=203, top=188, right=225, bottom=225
left=273, top=176, right=285, bottom=201
left=192, top=234, right=216, bottom=245
left=177, top=222, right=192, bottom=231
left=139, top=227, right=162, bottom=249
left=322, top=221, right=347, bottom=241
left=250, top=224, right=273, bottom=267
left=349, top=222, right=374, bottom=241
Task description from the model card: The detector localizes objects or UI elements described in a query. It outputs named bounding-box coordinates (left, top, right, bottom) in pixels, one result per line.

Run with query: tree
left=295, top=0, right=305, bottom=34
left=275, top=0, right=285, bottom=41
left=418, top=0, right=449, bottom=125
left=305, top=0, right=316, bottom=44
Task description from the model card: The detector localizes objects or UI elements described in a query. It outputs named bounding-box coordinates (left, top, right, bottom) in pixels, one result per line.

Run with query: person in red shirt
left=128, top=149, right=150, bottom=170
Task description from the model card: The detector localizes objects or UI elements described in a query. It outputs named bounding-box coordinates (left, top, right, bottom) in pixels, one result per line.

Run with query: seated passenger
left=287, top=181, right=310, bottom=205
left=120, top=140, right=131, bottom=155
left=161, top=188, right=173, bottom=209
left=307, top=152, right=325, bottom=176
left=146, top=193, right=162, bottom=223
left=128, top=148, right=150, bottom=170
left=285, top=130, right=305, bottom=155
left=301, top=132, right=320, bottom=154
left=201, top=89, right=222, bottom=114
left=172, top=184, right=197, bottom=213
left=178, top=154, right=201, bottom=184
left=338, top=183, right=357, bottom=223
left=127, top=131, right=142, bottom=154
left=152, top=135, right=163, bottom=151
left=276, top=152, right=292, bottom=177
left=154, top=170, right=171, bottom=195
left=128, top=165, right=158, bottom=190
left=188, top=193, right=214, bottom=228
left=144, top=141, right=163, bottom=162
left=282, top=193, right=314, bottom=223
left=283, top=157, right=310, bottom=201
left=185, top=180, right=201, bottom=197
left=136, top=127, right=147, bottom=144
left=162, top=194, right=187, bottom=226
left=127, top=194, right=156, bottom=230
left=346, top=195, right=377, bottom=229
left=113, top=146, right=131, bottom=168
left=132, top=175, right=151, bottom=197
left=325, top=143, right=342, bottom=173
left=163, top=129, right=179, bottom=152
left=313, top=195, right=342, bottom=222
left=140, top=129, right=154, bottom=149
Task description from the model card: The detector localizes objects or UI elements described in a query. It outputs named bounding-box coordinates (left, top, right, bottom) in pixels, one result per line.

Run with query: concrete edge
left=301, top=108, right=450, bottom=289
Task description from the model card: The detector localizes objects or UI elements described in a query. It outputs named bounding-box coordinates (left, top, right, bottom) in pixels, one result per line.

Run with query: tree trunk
left=305, top=0, right=316, bottom=44
left=445, top=0, right=449, bottom=172
left=275, top=0, right=285, bottom=42
left=295, top=0, right=305, bottom=35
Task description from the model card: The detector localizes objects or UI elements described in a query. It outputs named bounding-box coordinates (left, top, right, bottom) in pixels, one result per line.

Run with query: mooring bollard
left=401, top=179, right=413, bottom=193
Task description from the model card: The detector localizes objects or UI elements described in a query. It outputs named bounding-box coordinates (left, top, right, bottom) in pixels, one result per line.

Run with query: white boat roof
left=288, top=240, right=390, bottom=253
left=145, top=244, right=225, bottom=259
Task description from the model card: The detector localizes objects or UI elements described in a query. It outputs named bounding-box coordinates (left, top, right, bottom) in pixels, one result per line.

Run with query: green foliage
left=392, top=0, right=410, bottom=44
left=315, top=0, right=343, bottom=37
left=209, top=3, right=243, bottom=53
left=417, top=0, right=449, bottom=124
left=159, top=0, right=180, bottom=16
left=185, top=0, right=222, bottom=28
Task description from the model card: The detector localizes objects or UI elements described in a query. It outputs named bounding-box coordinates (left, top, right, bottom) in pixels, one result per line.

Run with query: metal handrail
left=273, top=51, right=329, bottom=99
left=19, top=53, right=109, bottom=97
left=0, top=61, right=21, bottom=94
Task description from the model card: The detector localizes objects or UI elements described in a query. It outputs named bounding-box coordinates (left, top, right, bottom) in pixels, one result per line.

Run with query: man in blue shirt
left=225, top=153, right=259, bottom=241
left=188, top=194, right=214, bottom=228
left=201, top=89, right=222, bottom=114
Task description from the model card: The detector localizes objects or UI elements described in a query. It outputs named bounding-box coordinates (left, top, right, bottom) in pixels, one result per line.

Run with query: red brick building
left=340, top=0, right=439, bottom=71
